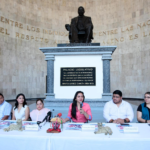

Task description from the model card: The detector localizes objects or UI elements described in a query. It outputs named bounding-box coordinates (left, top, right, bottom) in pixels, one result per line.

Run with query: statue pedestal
left=39, top=44, right=116, bottom=109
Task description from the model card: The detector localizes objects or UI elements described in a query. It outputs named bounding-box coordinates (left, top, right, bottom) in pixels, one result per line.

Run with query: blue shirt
left=137, top=103, right=150, bottom=120
left=0, top=100, right=12, bottom=120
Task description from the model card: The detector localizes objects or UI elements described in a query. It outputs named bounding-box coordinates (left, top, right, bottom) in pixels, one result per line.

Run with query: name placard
left=25, top=125, right=39, bottom=131
left=123, top=127, right=139, bottom=133
left=82, top=124, right=95, bottom=131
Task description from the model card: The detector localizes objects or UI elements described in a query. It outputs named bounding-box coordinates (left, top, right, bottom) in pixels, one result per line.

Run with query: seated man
left=0, top=93, right=12, bottom=120
left=103, top=90, right=134, bottom=123
left=66, top=6, right=93, bottom=43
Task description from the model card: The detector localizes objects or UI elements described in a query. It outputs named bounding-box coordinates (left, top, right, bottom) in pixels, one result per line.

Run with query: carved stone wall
left=0, top=0, right=150, bottom=99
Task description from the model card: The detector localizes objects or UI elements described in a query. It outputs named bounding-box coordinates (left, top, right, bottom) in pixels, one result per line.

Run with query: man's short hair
left=0, top=93, right=4, bottom=98
left=113, top=90, right=122, bottom=97
left=145, top=92, right=150, bottom=95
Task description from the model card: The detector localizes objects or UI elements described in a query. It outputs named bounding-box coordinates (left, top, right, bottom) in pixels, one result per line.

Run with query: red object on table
left=47, top=128, right=61, bottom=133
left=57, top=113, right=62, bottom=117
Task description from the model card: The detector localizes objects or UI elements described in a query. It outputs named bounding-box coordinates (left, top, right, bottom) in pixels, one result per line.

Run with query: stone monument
left=39, top=46, right=116, bottom=108
left=39, top=6, right=117, bottom=120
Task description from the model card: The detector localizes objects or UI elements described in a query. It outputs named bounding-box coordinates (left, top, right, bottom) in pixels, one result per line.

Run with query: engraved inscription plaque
left=61, top=67, right=96, bottom=86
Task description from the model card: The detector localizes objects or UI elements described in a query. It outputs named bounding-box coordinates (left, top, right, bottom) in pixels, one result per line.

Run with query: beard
left=113, top=99, right=122, bottom=104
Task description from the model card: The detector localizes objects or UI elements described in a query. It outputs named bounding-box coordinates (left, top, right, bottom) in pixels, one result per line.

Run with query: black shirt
left=137, top=103, right=150, bottom=118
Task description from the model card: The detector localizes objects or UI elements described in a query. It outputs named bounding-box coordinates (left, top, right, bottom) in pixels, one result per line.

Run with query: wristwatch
left=124, top=118, right=130, bottom=123
left=124, top=119, right=127, bottom=123
left=145, top=120, right=147, bottom=123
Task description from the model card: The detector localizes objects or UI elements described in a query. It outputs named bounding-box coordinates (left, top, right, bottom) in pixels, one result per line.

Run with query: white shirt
left=103, top=100, right=134, bottom=122
left=13, top=105, right=28, bottom=120
left=0, top=100, right=12, bottom=120
left=30, top=108, right=50, bottom=121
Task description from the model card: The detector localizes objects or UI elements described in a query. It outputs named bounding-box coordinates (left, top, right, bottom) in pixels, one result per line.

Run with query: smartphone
left=120, top=124, right=130, bottom=126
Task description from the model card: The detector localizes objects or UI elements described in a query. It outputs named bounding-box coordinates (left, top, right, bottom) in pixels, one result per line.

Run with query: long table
left=0, top=123, right=150, bottom=150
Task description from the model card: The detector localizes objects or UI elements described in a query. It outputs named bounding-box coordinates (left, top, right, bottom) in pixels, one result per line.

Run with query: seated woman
left=137, top=92, right=150, bottom=123
left=12, top=93, right=30, bottom=121
left=62, top=91, right=92, bottom=123
left=30, top=99, right=50, bottom=121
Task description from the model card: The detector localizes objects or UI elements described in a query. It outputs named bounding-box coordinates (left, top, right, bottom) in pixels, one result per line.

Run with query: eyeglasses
left=113, top=96, right=120, bottom=98
left=144, top=97, right=150, bottom=99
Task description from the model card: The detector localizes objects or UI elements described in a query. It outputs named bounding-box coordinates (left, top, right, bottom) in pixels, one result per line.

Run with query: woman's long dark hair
left=14, top=93, right=27, bottom=110
left=71, top=91, right=85, bottom=119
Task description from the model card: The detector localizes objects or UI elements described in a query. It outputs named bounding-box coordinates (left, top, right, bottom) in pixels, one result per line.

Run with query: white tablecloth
left=0, top=123, right=150, bottom=150
left=0, top=124, right=51, bottom=150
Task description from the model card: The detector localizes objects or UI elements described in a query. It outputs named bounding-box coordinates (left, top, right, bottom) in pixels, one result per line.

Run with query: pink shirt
left=30, top=108, right=50, bottom=121
left=67, top=102, right=92, bottom=123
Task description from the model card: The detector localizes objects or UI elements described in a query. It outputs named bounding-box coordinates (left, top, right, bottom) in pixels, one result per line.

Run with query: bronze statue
left=65, top=6, right=94, bottom=43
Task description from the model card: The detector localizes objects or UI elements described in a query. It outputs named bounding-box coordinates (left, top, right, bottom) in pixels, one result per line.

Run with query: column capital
left=45, top=55, right=55, bottom=61
left=102, top=54, right=112, bottom=60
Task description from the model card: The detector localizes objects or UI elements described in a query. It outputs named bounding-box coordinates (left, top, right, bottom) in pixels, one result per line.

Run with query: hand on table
left=147, top=120, right=150, bottom=123
left=61, top=118, right=66, bottom=123
left=113, top=120, right=117, bottom=123
left=115, top=118, right=124, bottom=124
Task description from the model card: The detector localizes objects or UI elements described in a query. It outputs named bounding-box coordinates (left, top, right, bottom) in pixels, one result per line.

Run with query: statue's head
left=78, top=6, right=85, bottom=17
left=98, top=122, right=103, bottom=128
left=17, top=119, right=22, bottom=124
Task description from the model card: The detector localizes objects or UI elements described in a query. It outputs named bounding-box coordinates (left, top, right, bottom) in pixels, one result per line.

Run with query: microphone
left=80, top=102, right=82, bottom=114
left=37, top=111, right=51, bottom=126
left=80, top=102, right=82, bottom=109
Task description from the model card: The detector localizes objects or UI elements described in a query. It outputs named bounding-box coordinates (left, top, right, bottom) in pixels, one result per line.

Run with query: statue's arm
left=71, top=18, right=75, bottom=24
left=88, top=17, right=93, bottom=28
left=65, top=18, right=75, bottom=31
left=65, top=24, right=71, bottom=31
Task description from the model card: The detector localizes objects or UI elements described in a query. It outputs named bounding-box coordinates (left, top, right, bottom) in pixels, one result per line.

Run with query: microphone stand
left=37, top=111, right=51, bottom=128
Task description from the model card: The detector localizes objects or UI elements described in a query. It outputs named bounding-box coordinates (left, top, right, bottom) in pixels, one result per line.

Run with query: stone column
left=45, top=55, right=55, bottom=100
left=102, top=55, right=112, bottom=100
